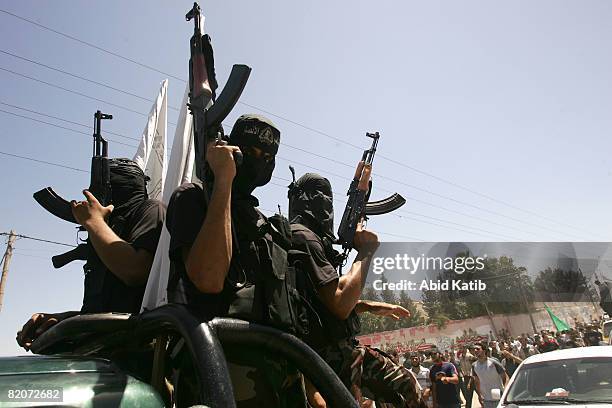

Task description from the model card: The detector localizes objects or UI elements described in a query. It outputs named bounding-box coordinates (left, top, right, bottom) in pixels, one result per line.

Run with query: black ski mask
left=229, top=114, right=280, bottom=196
left=288, top=173, right=336, bottom=242
left=108, top=158, right=148, bottom=224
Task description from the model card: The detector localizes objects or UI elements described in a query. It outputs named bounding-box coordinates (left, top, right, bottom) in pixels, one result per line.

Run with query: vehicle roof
left=0, top=355, right=116, bottom=376
left=522, top=346, right=612, bottom=365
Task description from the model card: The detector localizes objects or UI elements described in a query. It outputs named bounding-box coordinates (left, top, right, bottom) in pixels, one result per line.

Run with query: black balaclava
left=288, top=173, right=343, bottom=266
left=108, top=158, right=148, bottom=225
left=229, top=114, right=280, bottom=196
left=288, top=173, right=335, bottom=239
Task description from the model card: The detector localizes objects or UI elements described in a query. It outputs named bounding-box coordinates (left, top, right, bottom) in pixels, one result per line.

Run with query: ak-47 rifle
left=185, top=2, right=251, bottom=182
left=337, top=132, right=406, bottom=263
left=33, top=110, right=113, bottom=268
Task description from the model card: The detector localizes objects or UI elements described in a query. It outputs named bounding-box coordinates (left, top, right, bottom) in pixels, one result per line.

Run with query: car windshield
left=505, top=357, right=612, bottom=403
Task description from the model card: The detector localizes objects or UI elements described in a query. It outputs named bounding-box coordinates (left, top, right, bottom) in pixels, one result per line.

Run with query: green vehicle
left=1, top=305, right=357, bottom=407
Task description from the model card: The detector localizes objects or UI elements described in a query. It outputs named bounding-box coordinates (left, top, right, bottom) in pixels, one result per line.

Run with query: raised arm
left=183, top=143, right=241, bottom=293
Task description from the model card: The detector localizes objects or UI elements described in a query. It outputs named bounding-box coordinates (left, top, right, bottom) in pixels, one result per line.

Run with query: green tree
left=420, top=254, right=534, bottom=321
left=533, top=267, right=589, bottom=302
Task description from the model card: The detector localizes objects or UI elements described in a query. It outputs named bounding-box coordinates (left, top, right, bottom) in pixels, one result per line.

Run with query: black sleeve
left=128, top=199, right=166, bottom=254
left=166, top=183, right=207, bottom=262
left=291, top=228, right=338, bottom=287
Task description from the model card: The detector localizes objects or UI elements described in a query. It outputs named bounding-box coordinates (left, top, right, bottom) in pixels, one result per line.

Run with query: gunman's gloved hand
left=206, top=142, right=241, bottom=184
left=71, top=190, right=113, bottom=228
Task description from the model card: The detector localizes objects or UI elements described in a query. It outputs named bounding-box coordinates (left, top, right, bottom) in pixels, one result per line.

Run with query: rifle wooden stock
left=52, top=243, right=89, bottom=269
left=365, top=193, right=406, bottom=216
left=33, top=187, right=77, bottom=224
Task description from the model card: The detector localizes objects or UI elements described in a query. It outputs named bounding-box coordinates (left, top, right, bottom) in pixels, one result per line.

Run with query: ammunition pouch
left=223, top=216, right=311, bottom=337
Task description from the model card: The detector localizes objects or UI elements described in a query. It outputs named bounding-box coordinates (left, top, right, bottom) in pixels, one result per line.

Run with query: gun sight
left=185, top=2, right=201, bottom=21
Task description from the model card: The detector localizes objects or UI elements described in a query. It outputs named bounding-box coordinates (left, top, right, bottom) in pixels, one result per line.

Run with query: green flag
left=545, top=304, right=571, bottom=332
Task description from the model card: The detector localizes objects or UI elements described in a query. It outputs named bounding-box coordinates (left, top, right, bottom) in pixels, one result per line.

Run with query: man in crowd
left=472, top=342, right=508, bottom=408
left=409, top=352, right=432, bottom=408
left=288, top=172, right=424, bottom=407
left=583, top=325, right=603, bottom=346
left=458, top=346, right=475, bottom=408
left=500, top=344, right=522, bottom=378
left=539, top=332, right=559, bottom=352
left=429, top=350, right=460, bottom=408
left=17, top=158, right=165, bottom=350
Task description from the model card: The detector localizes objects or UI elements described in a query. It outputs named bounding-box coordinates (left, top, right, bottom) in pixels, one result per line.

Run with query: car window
left=506, top=357, right=612, bottom=403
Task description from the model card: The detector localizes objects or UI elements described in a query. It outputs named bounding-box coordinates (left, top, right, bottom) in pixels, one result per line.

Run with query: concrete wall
left=356, top=302, right=601, bottom=352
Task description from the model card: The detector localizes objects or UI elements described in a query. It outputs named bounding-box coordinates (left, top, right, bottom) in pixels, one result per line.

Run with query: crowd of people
left=374, top=319, right=609, bottom=408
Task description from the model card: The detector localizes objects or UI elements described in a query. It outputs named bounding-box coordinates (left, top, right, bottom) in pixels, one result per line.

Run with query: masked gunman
left=166, top=114, right=307, bottom=407
left=17, top=159, right=165, bottom=350
left=288, top=173, right=425, bottom=408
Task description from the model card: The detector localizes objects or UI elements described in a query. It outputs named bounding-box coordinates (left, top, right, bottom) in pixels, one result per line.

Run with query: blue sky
left=1, top=1, right=611, bottom=356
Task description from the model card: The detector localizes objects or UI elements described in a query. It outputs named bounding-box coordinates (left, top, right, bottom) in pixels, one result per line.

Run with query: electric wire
left=0, top=7, right=597, bottom=239
left=0, top=232, right=75, bottom=247
left=0, top=101, right=139, bottom=142
left=0, top=48, right=182, bottom=112
left=0, top=67, right=178, bottom=126
left=0, top=109, right=138, bottom=149
left=1, top=150, right=510, bottom=240
left=0, top=8, right=185, bottom=82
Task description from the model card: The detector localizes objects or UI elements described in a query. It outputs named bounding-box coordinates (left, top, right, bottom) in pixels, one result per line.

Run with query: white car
left=493, top=346, right=612, bottom=408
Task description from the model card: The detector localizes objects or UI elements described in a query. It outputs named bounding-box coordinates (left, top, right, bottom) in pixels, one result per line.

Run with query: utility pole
left=0, top=230, right=17, bottom=313
left=517, top=277, right=537, bottom=333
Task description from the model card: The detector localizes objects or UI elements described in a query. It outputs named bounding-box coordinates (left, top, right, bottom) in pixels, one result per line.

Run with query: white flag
left=133, top=79, right=168, bottom=201
left=141, top=84, right=195, bottom=311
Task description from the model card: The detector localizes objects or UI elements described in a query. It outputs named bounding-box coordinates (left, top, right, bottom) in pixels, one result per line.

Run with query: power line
left=0, top=66, right=148, bottom=117
left=0, top=8, right=185, bottom=82
left=244, top=100, right=595, bottom=238
left=0, top=106, right=584, bottom=241
left=0, top=151, right=87, bottom=173
left=0, top=7, right=596, bottom=239
left=1, top=149, right=507, bottom=241
left=275, top=161, right=531, bottom=241
left=0, top=67, right=178, bottom=127
left=0, top=101, right=139, bottom=141
left=0, top=109, right=138, bottom=149
left=279, top=145, right=547, bottom=239
left=2, top=99, right=548, bottom=238
left=268, top=178, right=523, bottom=241
left=0, top=49, right=181, bottom=112
left=0, top=232, right=74, bottom=248
left=0, top=92, right=593, bottom=239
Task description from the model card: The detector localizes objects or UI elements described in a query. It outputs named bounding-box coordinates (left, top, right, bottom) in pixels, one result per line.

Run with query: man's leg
left=463, top=376, right=474, bottom=408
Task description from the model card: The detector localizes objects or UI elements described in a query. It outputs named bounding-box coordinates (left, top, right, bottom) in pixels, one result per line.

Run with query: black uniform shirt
left=81, top=198, right=165, bottom=314
left=290, top=225, right=338, bottom=288
left=165, top=182, right=265, bottom=320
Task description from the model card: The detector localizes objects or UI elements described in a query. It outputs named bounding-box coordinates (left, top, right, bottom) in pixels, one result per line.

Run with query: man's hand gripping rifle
left=185, top=2, right=251, bottom=183
left=337, top=132, right=406, bottom=265
left=33, top=110, right=113, bottom=268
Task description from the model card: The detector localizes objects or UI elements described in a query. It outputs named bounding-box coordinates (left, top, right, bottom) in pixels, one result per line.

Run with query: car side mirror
left=491, top=388, right=501, bottom=400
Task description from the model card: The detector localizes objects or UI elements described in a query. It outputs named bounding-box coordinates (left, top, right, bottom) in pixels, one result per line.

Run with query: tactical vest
left=220, top=212, right=311, bottom=337
left=289, top=224, right=361, bottom=349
